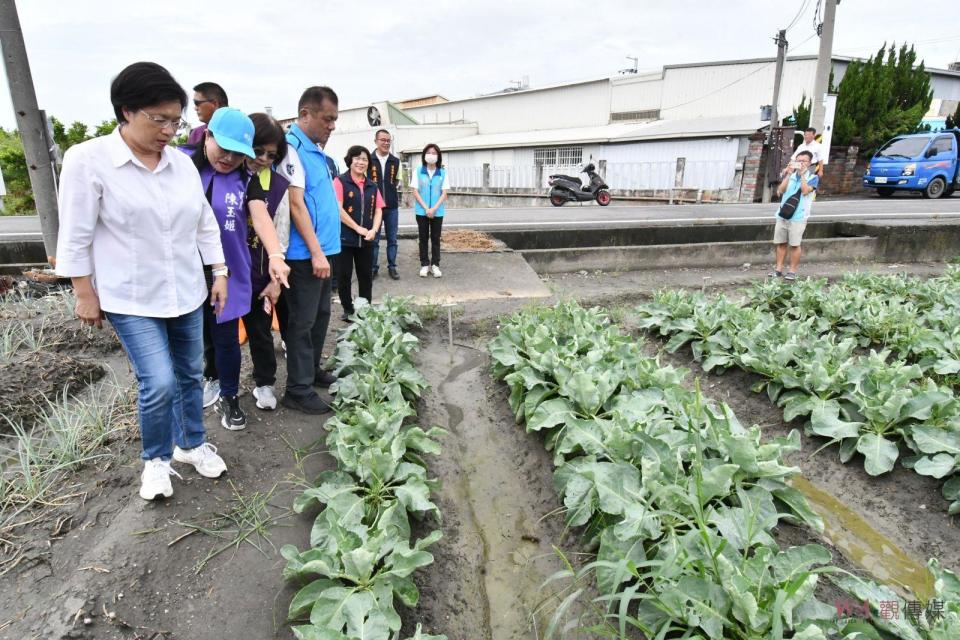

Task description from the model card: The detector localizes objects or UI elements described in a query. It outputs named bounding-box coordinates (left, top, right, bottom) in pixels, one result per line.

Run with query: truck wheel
left=922, top=177, right=946, bottom=199
left=876, top=187, right=895, bottom=198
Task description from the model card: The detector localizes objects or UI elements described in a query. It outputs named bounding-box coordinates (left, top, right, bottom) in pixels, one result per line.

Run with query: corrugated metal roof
left=401, top=115, right=764, bottom=153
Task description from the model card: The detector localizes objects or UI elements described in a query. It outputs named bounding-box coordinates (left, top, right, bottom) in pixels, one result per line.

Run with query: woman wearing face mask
left=332, top=145, right=383, bottom=320
left=237, top=113, right=292, bottom=411
left=191, top=107, right=290, bottom=430
left=411, top=144, right=449, bottom=277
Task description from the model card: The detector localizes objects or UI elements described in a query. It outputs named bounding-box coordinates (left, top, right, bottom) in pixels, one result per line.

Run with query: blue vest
left=368, top=153, right=400, bottom=208
left=414, top=166, right=446, bottom=218
left=285, top=123, right=341, bottom=260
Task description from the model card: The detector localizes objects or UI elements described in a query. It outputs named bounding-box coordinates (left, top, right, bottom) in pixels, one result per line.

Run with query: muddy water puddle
left=416, top=339, right=579, bottom=639
left=790, top=476, right=935, bottom=600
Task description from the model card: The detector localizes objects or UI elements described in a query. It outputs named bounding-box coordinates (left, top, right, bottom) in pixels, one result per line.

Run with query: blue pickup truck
left=863, top=129, right=960, bottom=198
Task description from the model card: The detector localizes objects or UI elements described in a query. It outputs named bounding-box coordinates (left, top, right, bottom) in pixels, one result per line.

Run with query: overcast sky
left=1, top=0, right=957, bottom=130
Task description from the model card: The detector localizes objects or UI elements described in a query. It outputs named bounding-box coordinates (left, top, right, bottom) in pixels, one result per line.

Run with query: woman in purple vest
left=332, top=145, right=383, bottom=320
left=240, top=113, right=292, bottom=411
left=191, top=108, right=290, bottom=430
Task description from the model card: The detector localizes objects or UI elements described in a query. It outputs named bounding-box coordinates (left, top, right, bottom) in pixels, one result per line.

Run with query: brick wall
left=818, top=143, right=870, bottom=196
left=738, top=132, right=767, bottom=203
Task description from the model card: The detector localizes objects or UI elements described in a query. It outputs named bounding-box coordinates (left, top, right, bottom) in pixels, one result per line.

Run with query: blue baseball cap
left=207, top=107, right=255, bottom=158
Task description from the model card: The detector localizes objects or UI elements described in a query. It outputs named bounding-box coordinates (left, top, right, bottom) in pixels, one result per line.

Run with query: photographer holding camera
left=770, top=150, right=819, bottom=281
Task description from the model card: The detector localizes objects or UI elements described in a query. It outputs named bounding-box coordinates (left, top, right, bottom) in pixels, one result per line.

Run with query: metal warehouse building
left=315, top=55, right=960, bottom=203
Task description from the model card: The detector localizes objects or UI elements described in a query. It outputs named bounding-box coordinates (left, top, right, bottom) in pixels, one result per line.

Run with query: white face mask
left=424, top=154, right=438, bottom=165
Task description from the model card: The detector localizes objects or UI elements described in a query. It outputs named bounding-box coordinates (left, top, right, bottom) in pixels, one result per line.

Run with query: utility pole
left=762, top=29, right=788, bottom=203
left=810, top=0, right=838, bottom=134
left=0, top=0, right=59, bottom=263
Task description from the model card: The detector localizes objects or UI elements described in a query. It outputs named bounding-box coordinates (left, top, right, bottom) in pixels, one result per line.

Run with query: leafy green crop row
left=280, top=297, right=447, bottom=640
left=489, top=301, right=960, bottom=638
left=635, top=282, right=960, bottom=513
left=746, top=269, right=960, bottom=385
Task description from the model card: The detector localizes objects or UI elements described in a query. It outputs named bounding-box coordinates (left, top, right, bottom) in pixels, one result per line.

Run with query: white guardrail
left=443, top=161, right=737, bottom=191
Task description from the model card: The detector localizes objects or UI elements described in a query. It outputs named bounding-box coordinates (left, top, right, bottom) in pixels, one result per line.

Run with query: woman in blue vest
left=333, top=145, right=383, bottom=320
left=191, top=108, right=290, bottom=431
left=239, top=113, right=292, bottom=411
left=410, top=143, right=449, bottom=277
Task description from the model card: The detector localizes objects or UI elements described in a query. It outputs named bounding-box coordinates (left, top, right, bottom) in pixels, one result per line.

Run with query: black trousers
left=242, top=288, right=276, bottom=388
left=284, top=259, right=333, bottom=398
left=416, top=215, right=443, bottom=266
left=336, top=244, right=373, bottom=313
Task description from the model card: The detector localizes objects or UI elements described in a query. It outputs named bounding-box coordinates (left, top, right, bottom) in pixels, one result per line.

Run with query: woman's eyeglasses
left=139, top=110, right=187, bottom=132
left=253, top=147, right=278, bottom=161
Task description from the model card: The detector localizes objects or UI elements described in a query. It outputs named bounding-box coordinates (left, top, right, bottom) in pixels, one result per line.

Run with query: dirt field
left=2, top=257, right=958, bottom=639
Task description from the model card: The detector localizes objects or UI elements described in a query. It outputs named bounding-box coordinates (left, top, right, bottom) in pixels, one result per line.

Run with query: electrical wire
left=660, top=33, right=818, bottom=112
left=785, top=0, right=811, bottom=33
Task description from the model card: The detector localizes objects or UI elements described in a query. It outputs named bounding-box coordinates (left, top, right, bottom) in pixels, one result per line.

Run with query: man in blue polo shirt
left=770, top=150, right=819, bottom=281
left=279, top=86, right=340, bottom=414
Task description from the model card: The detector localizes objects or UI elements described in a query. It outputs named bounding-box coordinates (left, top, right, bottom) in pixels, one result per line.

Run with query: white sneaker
left=430, top=265, right=442, bottom=278
left=173, top=442, right=227, bottom=478
left=253, top=385, right=277, bottom=410
left=419, top=266, right=429, bottom=277
left=202, top=378, right=220, bottom=408
left=139, top=458, right=179, bottom=500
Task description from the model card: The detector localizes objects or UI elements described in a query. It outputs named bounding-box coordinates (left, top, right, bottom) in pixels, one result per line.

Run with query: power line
left=785, top=0, right=811, bottom=33
left=661, top=33, right=818, bottom=112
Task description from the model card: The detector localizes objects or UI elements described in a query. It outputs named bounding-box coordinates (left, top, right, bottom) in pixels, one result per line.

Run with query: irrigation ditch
left=1, top=258, right=960, bottom=638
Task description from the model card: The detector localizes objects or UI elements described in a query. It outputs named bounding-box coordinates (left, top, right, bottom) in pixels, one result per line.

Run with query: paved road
left=4, top=196, right=960, bottom=240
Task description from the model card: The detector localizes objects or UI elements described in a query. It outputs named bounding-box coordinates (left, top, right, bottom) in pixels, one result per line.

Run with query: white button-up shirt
left=55, top=128, right=224, bottom=318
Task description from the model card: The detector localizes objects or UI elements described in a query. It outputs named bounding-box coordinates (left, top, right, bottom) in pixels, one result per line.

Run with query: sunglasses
left=253, top=147, right=278, bottom=161
left=193, top=98, right=215, bottom=107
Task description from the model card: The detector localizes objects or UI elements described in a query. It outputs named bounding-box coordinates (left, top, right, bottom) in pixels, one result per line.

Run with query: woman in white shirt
left=55, top=62, right=229, bottom=501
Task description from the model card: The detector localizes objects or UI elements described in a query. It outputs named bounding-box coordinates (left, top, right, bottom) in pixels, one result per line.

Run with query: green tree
left=49, top=116, right=92, bottom=152
left=94, top=119, right=117, bottom=137
left=0, top=127, right=35, bottom=214
left=791, top=94, right=811, bottom=131
left=833, top=42, right=933, bottom=154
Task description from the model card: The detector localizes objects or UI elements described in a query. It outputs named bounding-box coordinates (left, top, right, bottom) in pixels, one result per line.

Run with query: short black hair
left=298, top=86, right=339, bottom=112
left=110, top=62, right=187, bottom=123
left=796, top=150, right=813, bottom=160
left=421, top=143, right=442, bottom=168
left=344, top=145, right=371, bottom=169
left=374, top=129, right=391, bottom=140
left=194, top=82, right=228, bottom=106
left=804, top=127, right=817, bottom=135
left=249, top=112, right=287, bottom=168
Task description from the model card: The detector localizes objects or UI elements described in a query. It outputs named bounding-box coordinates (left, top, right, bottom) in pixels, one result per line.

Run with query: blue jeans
left=107, top=306, right=207, bottom=461
left=372, top=207, right=399, bottom=272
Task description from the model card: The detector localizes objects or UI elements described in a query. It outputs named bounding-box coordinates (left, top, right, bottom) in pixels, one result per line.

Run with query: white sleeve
left=273, top=190, right=291, bottom=253
left=409, top=169, right=419, bottom=189
left=55, top=146, right=101, bottom=276
left=442, top=171, right=450, bottom=190
left=279, top=148, right=305, bottom=189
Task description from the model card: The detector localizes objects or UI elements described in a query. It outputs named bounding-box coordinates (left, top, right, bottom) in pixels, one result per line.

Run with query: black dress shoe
left=340, top=311, right=354, bottom=323
left=389, top=268, right=399, bottom=280
left=280, top=392, right=331, bottom=414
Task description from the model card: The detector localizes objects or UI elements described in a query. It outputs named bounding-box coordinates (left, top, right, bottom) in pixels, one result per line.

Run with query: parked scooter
left=548, top=163, right=612, bottom=206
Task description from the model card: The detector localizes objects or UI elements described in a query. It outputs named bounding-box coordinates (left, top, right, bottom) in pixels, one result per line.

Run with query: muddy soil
left=406, top=336, right=587, bottom=639
left=0, top=351, right=106, bottom=431
left=3, top=258, right=958, bottom=640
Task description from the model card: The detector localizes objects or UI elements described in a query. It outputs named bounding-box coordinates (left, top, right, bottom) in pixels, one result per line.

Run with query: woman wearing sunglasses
left=234, top=113, right=292, bottom=411
left=190, top=108, right=290, bottom=432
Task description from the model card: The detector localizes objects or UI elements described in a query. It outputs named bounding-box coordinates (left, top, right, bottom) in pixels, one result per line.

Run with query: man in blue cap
left=279, top=86, right=341, bottom=414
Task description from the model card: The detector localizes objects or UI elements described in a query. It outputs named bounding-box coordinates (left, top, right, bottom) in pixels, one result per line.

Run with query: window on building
left=534, top=147, right=583, bottom=166
left=611, top=109, right=660, bottom=122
